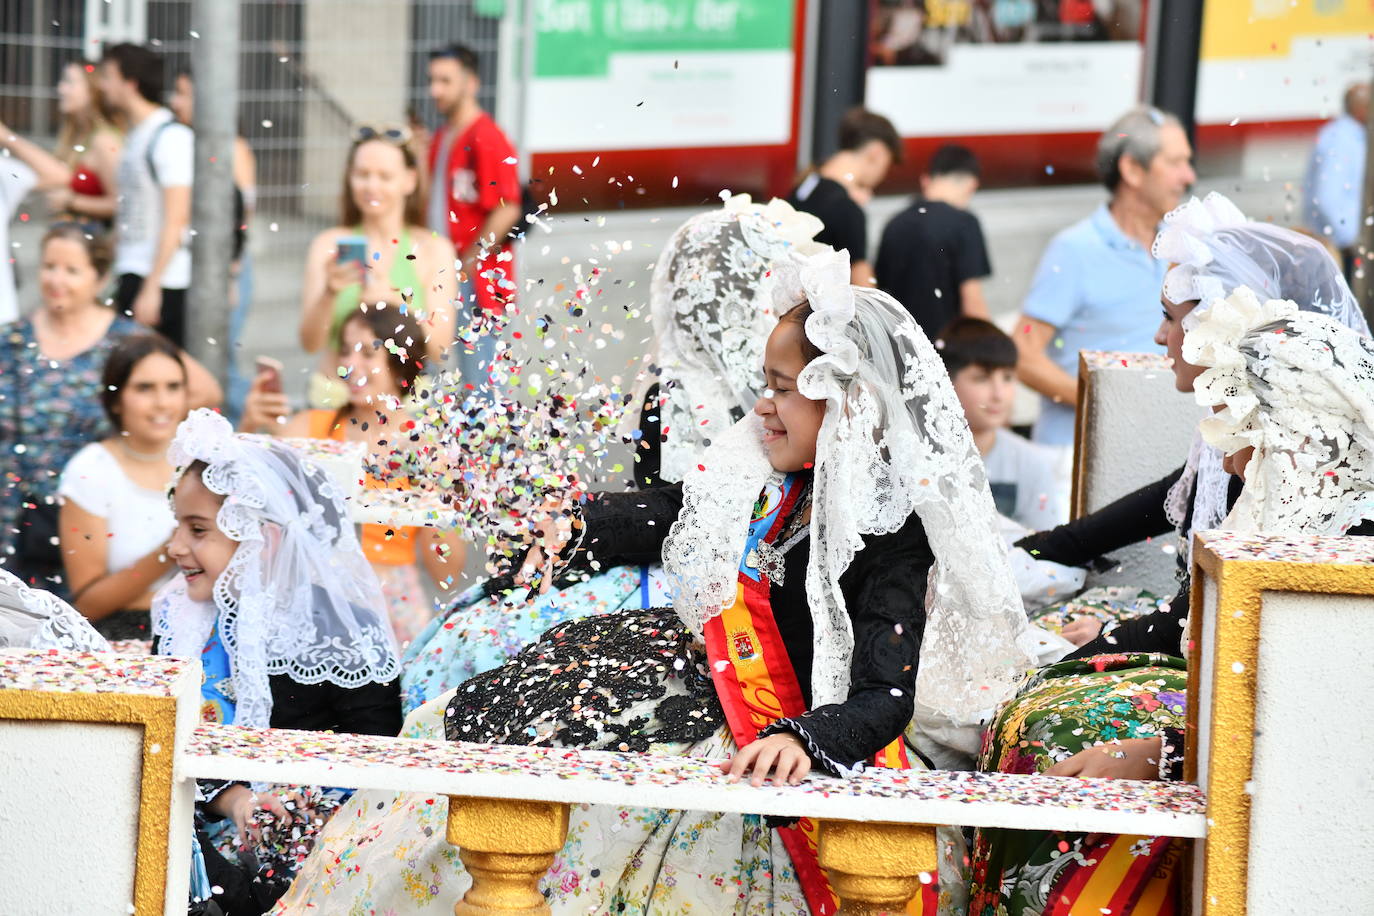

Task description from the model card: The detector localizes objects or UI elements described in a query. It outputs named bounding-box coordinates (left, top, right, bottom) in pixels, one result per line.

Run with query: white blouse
left=58, top=443, right=176, bottom=576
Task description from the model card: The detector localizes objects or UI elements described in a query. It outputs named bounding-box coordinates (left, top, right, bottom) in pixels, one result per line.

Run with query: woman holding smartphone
left=298, top=125, right=457, bottom=407
left=242, top=305, right=466, bottom=643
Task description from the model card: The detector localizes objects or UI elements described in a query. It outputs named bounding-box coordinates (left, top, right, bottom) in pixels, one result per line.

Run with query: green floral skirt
left=970, top=653, right=1189, bottom=916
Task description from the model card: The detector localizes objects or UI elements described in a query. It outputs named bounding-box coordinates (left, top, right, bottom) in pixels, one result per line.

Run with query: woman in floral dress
left=0, top=224, right=218, bottom=594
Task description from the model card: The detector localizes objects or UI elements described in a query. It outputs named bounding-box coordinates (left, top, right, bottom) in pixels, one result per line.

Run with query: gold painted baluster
left=818, top=820, right=939, bottom=916
left=446, top=796, right=571, bottom=916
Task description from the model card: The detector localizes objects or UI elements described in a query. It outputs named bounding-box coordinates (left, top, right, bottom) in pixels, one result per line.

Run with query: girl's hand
left=1045, top=736, right=1164, bottom=781
left=1060, top=615, right=1103, bottom=647
left=214, top=784, right=293, bottom=849
left=515, top=499, right=575, bottom=596
left=720, top=732, right=813, bottom=787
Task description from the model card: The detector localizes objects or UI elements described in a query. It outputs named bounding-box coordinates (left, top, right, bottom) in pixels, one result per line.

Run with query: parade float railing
left=0, top=652, right=1207, bottom=916
left=3, top=531, right=1372, bottom=916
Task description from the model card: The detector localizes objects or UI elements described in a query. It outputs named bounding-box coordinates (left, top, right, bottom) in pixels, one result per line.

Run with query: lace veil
left=1186, top=288, right=1374, bottom=535
left=662, top=249, right=1039, bottom=727
left=153, top=409, right=399, bottom=729
left=628, top=194, right=825, bottom=482
left=0, top=567, right=109, bottom=652
left=1154, top=192, right=1371, bottom=553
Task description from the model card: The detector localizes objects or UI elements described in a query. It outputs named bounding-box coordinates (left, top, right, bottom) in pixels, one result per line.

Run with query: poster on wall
left=865, top=1, right=1145, bottom=137
left=525, top=0, right=796, bottom=152
left=1196, top=0, right=1374, bottom=125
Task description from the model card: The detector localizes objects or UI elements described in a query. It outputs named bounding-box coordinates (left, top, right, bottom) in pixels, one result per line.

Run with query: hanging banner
left=1197, top=0, right=1374, bottom=125
left=865, top=1, right=1145, bottom=137
left=526, top=0, right=797, bottom=152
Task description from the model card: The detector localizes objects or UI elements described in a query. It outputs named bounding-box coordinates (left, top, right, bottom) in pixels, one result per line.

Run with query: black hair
left=182, top=459, right=210, bottom=486
left=102, top=43, right=165, bottom=104
left=777, top=301, right=824, bottom=365
left=936, top=317, right=1017, bottom=376
left=838, top=107, right=903, bottom=163
left=338, top=304, right=426, bottom=395
left=927, top=144, right=980, bottom=180
left=100, top=332, right=187, bottom=430
left=429, top=44, right=479, bottom=75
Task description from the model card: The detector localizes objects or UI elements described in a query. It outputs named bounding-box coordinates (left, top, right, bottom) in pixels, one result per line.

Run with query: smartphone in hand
left=336, top=235, right=367, bottom=267
left=254, top=356, right=285, bottom=394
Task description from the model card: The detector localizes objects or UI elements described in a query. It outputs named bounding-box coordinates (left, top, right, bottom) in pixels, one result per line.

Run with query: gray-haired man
left=1012, top=106, right=1195, bottom=452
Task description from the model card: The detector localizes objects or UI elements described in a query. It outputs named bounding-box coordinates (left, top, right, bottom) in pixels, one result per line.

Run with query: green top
left=330, top=227, right=426, bottom=348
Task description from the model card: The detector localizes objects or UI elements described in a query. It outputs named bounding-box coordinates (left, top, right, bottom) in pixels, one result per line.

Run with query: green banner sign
left=533, top=0, right=794, bottom=77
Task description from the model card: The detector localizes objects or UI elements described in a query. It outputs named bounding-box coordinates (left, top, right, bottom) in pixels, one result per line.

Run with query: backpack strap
left=143, top=118, right=176, bottom=186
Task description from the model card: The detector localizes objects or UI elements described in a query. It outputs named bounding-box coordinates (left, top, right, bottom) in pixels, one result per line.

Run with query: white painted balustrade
left=3, top=528, right=1371, bottom=915
left=0, top=649, right=1203, bottom=916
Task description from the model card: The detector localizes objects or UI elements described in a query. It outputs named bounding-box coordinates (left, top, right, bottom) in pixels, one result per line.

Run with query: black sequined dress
left=444, top=480, right=935, bottom=776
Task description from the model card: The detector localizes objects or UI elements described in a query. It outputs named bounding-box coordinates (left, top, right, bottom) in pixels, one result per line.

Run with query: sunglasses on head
left=353, top=123, right=412, bottom=144
left=47, top=219, right=105, bottom=239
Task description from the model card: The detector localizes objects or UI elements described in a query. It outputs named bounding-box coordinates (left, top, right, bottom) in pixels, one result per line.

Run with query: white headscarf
left=1187, top=288, right=1374, bottom=535
left=1153, top=192, right=1371, bottom=554
left=629, top=194, right=825, bottom=482
left=153, top=409, right=399, bottom=729
left=661, top=248, right=1040, bottom=727
left=0, top=567, right=108, bottom=652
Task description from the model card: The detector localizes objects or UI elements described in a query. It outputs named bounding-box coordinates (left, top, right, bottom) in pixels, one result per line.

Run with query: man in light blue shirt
left=1013, top=106, right=1195, bottom=449
left=1304, top=83, right=1368, bottom=280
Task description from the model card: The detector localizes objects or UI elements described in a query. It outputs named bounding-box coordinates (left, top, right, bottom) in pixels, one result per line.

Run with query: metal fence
left=1, top=0, right=508, bottom=322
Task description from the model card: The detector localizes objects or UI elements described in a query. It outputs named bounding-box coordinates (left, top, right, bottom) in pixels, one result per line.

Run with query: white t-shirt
left=59, top=443, right=176, bottom=576
left=114, top=107, right=194, bottom=288
left=0, top=154, right=37, bottom=322
left=984, top=428, right=1067, bottom=532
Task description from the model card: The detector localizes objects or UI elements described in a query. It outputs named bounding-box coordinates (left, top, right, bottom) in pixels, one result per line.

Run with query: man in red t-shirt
left=427, top=44, right=521, bottom=393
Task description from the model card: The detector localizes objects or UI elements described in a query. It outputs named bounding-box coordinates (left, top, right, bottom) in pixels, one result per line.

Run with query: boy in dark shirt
left=876, top=144, right=992, bottom=339
left=787, top=107, right=902, bottom=286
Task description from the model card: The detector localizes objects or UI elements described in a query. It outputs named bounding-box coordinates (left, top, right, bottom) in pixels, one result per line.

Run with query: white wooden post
left=0, top=650, right=200, bottom=916
left=1189, top=531, right=1374, bottom=915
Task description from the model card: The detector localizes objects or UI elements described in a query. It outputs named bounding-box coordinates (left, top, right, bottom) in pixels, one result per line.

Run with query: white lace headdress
left=1153, top=192, right=1371, bottom=553
left=1186, top=288, right=1374, bottom=534
left=153, top=409, right=399, bottom=729
left=0, top=567, right=109, bottom=652
left=662, top=248, right=1039, bottom=725
left=629, top=194, right=825, bottom=483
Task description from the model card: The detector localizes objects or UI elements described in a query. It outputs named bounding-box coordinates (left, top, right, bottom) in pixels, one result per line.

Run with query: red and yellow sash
left=702, top=474, right=935, bottom=915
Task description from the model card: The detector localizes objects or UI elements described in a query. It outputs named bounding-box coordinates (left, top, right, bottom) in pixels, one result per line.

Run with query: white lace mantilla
left=1163, top=434, right=1230, bottom=564
left=629, top=194, right=825, bottom=483
left=1187, top=288, right=1374, bottom=535
left=154, top=409, right=399, bottom=729
left=1156, top=192, right=1370, bottom=337
left=0, top=568, right=109, bottom=652
left=664, top=249, right=1038, bottom=728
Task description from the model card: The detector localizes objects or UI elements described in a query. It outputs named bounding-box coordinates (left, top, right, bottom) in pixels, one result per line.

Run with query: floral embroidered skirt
left=275, top=608, right=967, bottom=915
left=969, top=654, right=1189, bottom=916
